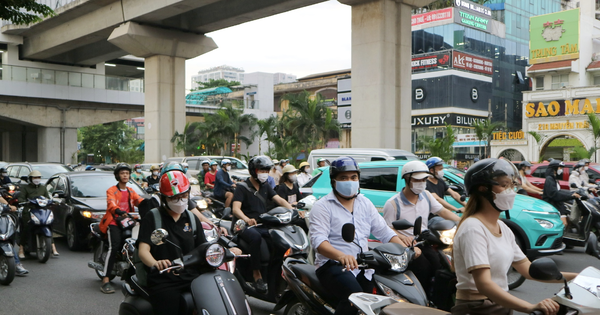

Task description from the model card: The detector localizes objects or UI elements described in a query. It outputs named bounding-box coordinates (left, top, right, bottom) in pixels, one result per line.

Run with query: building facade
left=190, top=65, right=245, bottom=90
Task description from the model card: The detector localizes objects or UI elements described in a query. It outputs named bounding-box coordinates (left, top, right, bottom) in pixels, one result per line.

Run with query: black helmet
left=548, top=159, right=565, bottom=169
left=0, top=168, right=6, bottom=173
left=464, top=158, right=518, bottom=196
left=518, top=161, right=532, bottom=170
left=248, top=156, right=274, bottom=180
left=574, top=161, right=586, bottom=170
left=113, top=163, right=132, bottom=181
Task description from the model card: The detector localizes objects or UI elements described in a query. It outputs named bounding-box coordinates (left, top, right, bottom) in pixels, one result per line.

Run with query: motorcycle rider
left=382, top=160, right=460, bottom=298
left=297, top=162, right=312, bottom=187
left=197, top=160, right=210, bottom=190
left=0, top=168, right=11, bottom=184
left=19, top=170, right=60, bottom=258
left=137, top=170, right=208, bottom=315
left=311, top=158, right=327, bottom=176
left=144, top=165, right=161, bottom=188
left=276, top=164, right=302, bottom=206
left=517, top=161, right=543, bottom=196
left=130, top=164, right=144, bottom=185
left=99, top=163, right=145, bottom=294
left=0, top=197, right=26, bottom=275
left=543, top=160, right=580, bottom=226
left=569, top=162, right=596, bottom=193
left=578, top=159, right=597, bottom=189
left=204, top=161, right=218, bottom=191
left=231, top=156, right=293, bottom=293
left=425, top=157, right=466, bottom=212
left=452, top=158, right=577, bottom=315
left=309, top=156, right=411, bottom=315
left=214, top=159, right=236, bottom=209
left=269, top=160, right=282, bottom=186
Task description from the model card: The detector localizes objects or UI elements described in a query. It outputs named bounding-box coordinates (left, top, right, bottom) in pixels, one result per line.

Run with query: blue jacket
left=214, top=169, right=233, bottom=197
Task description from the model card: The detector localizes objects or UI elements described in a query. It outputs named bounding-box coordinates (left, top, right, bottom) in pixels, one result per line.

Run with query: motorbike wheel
left=37, top=235, right=52, bottom=263
left=283, top=298, right=309, bottom=315
left=508, top=236, right=526, bottom=290
left=67, top=219, right=84, bottom=251
left=93, top=243, right=115, bottom=281
left=0, top=255, right=15, bottom=285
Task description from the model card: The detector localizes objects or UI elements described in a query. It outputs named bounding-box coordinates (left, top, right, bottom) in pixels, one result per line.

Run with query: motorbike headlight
left=81, top=211, right=105, bottom=219
left=197, top=199, right=208, bottom=210
left=47, top=211, right=54, bottom=224
left=30, top=213, right=40, bottom=224
left=205, top=243, right=225, bottom=267
left=439, top=226, right=457, bottom=245
left=275, top=211, right=292, bottom=224
left=534, top=219, right=554, bottom=229
left=0, top=233, right=7, bottom=241
left=204, top=227, right=219, bottom=243
left=376, top=281, right=407, bottom=302
left=382, top=252, right=408, bottom=272
left=7, top=185, right=14, bottom=192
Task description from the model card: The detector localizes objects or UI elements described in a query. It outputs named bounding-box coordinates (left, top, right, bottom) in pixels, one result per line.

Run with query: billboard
left=452, top=51, right=493, bottom=75
left=454, top=0, right=492, bottom=33
left=412, top=8, right=453, bottom=26
left=529, top=9, right=579, bottom=64
left=412, top=76, right=492, bottom=111
left=411, top=113, right=487, bottom=127
left=412, top=52, right=452, bottom=72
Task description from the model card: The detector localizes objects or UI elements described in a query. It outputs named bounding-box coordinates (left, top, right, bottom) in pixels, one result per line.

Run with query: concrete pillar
left=38, top=127, right=61, bottom=162
left=339, top=0, right=434, bottom=150
left=108, top=22, right=217, bottom=162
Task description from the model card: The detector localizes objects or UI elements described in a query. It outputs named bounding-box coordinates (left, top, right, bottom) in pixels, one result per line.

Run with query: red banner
left=411, top=8, right=453, bottom=26
left=452, top=51, right=493, bottom=75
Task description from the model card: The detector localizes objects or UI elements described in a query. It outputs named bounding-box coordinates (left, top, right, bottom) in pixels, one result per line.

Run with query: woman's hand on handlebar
left=338, top=254, right=359, bottom=271
left=230, top=247, right=242, bottom=256
left=154, top=259, right=172, bottom=272
left=245, top=218, right=257, bottom=226
left=529, top=298, right=559, bottom=315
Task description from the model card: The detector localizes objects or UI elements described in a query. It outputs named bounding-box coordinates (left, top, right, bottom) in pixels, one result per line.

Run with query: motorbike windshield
left=69, top=175, right=145, bottom=198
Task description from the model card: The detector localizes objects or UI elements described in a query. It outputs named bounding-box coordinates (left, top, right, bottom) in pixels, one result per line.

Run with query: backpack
left=393, top=191, right=432, bottom=221
left=132, top=208, right=197, bottom=287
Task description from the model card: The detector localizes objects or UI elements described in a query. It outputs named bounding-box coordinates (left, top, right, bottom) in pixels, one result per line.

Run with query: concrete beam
left=339, top=0, right=435, bottom=7
left=45, top=42, right=126, bottom=66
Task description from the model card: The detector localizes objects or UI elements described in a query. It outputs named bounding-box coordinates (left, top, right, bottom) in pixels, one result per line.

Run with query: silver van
left=306, top=148, right=418, bottom=170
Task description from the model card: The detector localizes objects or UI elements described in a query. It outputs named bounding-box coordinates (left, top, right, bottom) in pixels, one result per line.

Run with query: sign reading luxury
left=529, top=9, right=579, bottom=64
left=412, top=113, right=487, bottom=127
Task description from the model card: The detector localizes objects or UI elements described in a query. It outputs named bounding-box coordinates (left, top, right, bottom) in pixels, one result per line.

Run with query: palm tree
left=586, top=113, right=600, bottom=162
left=471, top=119, right=504, bottom=159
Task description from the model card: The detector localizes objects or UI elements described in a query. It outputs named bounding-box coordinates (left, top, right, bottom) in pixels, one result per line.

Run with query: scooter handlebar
left=530, top=311, right=544, bottom=315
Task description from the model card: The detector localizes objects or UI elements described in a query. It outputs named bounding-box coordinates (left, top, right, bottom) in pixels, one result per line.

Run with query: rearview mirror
left=529, top=258, right=563, bottom=281
left=585, top=233, right=600, bottom=259
left=20, top=176, right=28, bottom=183
left=53, top=190, right=66, bottom=198
left=413, top=216, right=423, bottom=236
left=342, top=223, right=355, bottom=243
left=151, top=229, right=169, bottom=245
left=391, top=219, right=413, bottom=231
left=232, top=219, right=246, bottom=235
left=460, top=195, right=467, bottom=202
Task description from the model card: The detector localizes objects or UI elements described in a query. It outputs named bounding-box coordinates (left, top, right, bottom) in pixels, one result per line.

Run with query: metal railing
left=0, top=64, right=144, bottom=92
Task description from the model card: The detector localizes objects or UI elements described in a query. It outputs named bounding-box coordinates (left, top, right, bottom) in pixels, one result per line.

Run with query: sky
left=184, top=0, right=351, bottom=91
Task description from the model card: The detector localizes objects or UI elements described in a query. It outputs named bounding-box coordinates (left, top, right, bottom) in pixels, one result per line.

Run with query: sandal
left=100, top=282, right=115, bottom=294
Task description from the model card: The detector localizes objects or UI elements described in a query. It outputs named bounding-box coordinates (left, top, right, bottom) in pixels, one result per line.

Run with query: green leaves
left=0, top=0, right=54, bottom=25
left=192, top=79, right=241, bottom=91
left=79, top=121, right=143, bottom=164
left=427, top=123, right=455, bottom=161
left=471, top=119, right=504, bottom=158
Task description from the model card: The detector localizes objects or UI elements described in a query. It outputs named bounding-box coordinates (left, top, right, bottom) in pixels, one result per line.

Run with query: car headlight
left=439, top=226, right=456, bottom=245
left=47, top=211, right=54, bottom=224
left=205, top=243, right=225, bottom=267
left=197, top=199, right=208, bottom=210
left=275, top=211, right=292, bottom=224
left=376, top=281, right=406, bottom=302
left=382, top=252, right=408, bottom=272
left=204, top=227, right=219, bottom=243
left=534, top=219, right=554, bottom=229
left=30, top=213, right=40, bottom=224
left=81, top=211, right=105, bottom=219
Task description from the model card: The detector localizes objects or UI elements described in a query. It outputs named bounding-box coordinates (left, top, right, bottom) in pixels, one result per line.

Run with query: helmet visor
left=488, top=160, right=519, bottom=189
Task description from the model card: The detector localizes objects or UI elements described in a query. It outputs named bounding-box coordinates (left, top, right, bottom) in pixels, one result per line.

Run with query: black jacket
left=542, top=168, right=574, bottom=214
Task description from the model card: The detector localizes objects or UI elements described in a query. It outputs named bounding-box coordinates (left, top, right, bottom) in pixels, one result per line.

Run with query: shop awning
left=587, top=60, right=600, bottom=72
left=527, top=60, right=574, bottom=73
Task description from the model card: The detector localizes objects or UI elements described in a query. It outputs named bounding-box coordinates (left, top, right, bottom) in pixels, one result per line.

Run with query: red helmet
left=159, top=171, right=190, bottom=197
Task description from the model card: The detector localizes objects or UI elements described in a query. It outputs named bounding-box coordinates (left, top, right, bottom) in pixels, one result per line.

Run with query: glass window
left=371, top=157, right=387, bottom=161
left=55, top=178, right=67, bottom=193
left=69, top=174, right=145, bottom=198
left=359, top=167, right=398, bottom=192
left=551, top=74, right=569, bottom=89
left=7, top=166, right=19, bottom=178
left=46, top=178, right=59, bottom=195
left=532, top=166, right=547, bottom=178
left=18, top=166, right=31, bottom=178
left=31, top=164, right=72, bottom=179
left=536, top=77, right=544, bottom=90
left=594, top=76, right=600, bottom=85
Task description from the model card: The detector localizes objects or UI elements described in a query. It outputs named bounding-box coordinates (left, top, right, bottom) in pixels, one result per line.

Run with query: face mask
left=167, top=198, right=188, bottom=214
left=305, top=168, right=310, bottom=173
left=335, top=180, right=360, bottom=197
left=226, top=166, right=231, bottom=171
left=410, top=181, right=426, bottom=195
left=1, top=173, right=7, bottom=176
left=436, top=170, right=444, bottom=179
left=135, top=169, right=141, bottom=173
left=585, top=166, right=589, bottom=171
left=32, top=179, right=41, bottom=185
left=557, top=169, right=563, bottom=176
left=525, top=169, right=531, bottom=175
left=289, top=175, right=297, bottom=183
left=492, top=188, right=516, bottom=211
left=257, top=173, right=269, bottom=183
left=152, top=171, right=159, bottom=176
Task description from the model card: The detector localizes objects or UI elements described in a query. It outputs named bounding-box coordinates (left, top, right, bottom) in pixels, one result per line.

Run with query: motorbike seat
left=128, top=276, right=194, bottom=315
left=237, top=237, right=270, bottom=263
left=290, top=263, right=338, bottom=304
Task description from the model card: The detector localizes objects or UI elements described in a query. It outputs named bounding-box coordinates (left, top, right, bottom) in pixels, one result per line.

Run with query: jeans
left=239, top=226, right=270, bottom=271
left=316, top=260, right=373, bottom=315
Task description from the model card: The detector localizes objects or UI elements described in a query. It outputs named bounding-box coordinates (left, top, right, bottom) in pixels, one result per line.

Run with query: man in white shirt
left=383, top=160, right=460, bottom=298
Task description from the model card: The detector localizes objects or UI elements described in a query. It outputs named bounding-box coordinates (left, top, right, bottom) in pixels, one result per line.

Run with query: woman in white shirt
left=297, top=162, right=312, bottom=187
left=452, top=158, right=577, bottom=315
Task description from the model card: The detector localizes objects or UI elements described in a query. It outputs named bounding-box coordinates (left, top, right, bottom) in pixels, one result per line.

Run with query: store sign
left=452, top=51, right=493, bottom=75
left=456, top=153, right=481, bottom=160
left=525, top=99, right=600, bottom=118
left=455, top=0, right=491, bottom=17
left=412, top=53, right=451, bottom=71
left=411, top=7, right=453, bottom=26
left=414, top=87, right=426, bottom=102
left=337, top=78, right=351, bottom=92
left=338, top=92, right=352, bottom=106
left=537, top=121, right=589, bottom=131
left=470, top=87, right=479, bottom=102
left=454, top=0, right=491, bottom=33
left=529, top=9, right=579, bottom=64
left=411, top=113, right=487, bottom=127
left=338, top=106, right=351, bottom=124
left=455, top=134, right=478, bottom=143
left=492, top=130, right=526, bottom=141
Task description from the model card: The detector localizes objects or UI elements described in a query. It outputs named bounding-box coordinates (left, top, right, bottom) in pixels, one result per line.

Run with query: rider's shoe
left=15, top=264, right=28, bottom=276
left=255, top=278, right=268, bottom=294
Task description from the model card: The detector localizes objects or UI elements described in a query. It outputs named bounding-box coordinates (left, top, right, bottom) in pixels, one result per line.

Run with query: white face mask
left=410, top=181, right=426, bottom=195
left=436, top=170, right=444, bottom=179
left=492, top=188, right=516, bottom=211
left=525, top=169, right=532, bottom=175
left=226, top=166, right=232, bottom=171
left=305, top=168, right=310, bottom=173
left=167, top=198, right=188, bottom=214
left=257, top=173, right=269, bottom=183
left=32, top=178, right=41, bottom=185
left=585, top=166, right=589, bottom=171
left=152, top=171, right=159, bottom=176
left=135, top=169, right=141, bottom=173
left=289, top=175, right=297, bottom=183
left=1, top=173, right=7, bottom=176
left=557, top=168, right=563, bottom=176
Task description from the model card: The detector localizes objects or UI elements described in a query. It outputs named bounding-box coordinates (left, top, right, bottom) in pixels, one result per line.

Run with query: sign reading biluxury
left=411, top=8, right=453, bottom=26
left=452, top=51, right=493, bottom=75
left=529, top=9, right=579, bottom=64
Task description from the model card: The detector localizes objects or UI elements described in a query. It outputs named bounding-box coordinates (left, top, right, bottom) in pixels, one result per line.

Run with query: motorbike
left=0, top=183, right=20, bottom=207
left=276, top=217, right=428, bottom=315
left=22, top=196, right=55, bottom=263
left=206, top=191, right=230, bottom=219
left=562, top=188, right=600, bottom=249
left=87, top=213, right=140, bottom=280
left=0, top=204, right=17, bottom=285
left=119, top=228, right=252, bottom=315
left=231, top=207, right=309, bottom=305
left=349, top=293, right=450, bottom=315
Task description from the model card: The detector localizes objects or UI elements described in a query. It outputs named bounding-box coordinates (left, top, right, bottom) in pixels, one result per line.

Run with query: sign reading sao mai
left=529, top=9, right=579, bottom=64
left=525, top=99, right=600, bottom=118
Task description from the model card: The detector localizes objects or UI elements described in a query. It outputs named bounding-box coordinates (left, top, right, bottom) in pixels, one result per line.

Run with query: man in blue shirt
left=309, top=156, right=413, bottom=315
left=213, top=159, right=236, bottom=208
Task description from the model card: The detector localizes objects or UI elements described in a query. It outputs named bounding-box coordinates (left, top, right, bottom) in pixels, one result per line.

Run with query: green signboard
left=529, top=9, right=579, bottom=64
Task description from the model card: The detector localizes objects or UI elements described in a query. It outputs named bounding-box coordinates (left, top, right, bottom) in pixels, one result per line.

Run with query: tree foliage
left=0, top=0, right=54, bottom=25
left=192, top=79, right=241, bottom=91
left=586, top=113, right=600, bottom=162
left=572, top=146, right=597, bottom=161
left=79, top=121, right=144, bottom=164
left=471, top=119, right=504, bottom=159
left=427, top=124, right=455, bottom=161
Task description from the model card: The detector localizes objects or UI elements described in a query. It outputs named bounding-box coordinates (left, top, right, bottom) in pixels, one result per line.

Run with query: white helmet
left=221, top=159, right=231, bottom=167
left=401, top=161, right=432, bottom=181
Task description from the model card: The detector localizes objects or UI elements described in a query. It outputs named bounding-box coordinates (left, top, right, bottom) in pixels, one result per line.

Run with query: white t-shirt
left=382, top=190, right=442, bottom=237
left=453, top=217, right=527, bottom=299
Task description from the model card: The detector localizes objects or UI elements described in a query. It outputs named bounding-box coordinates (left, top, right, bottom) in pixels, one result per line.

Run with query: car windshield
left=394, top=155, right=419, bottom=161
left=32, top=165, right=72, bottom=178
left=69, top=175, right=145, bottom=198
left=444, top=166, right=466, bottom=178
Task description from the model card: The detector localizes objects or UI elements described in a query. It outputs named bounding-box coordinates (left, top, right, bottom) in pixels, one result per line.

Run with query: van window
left=393, top=155, right=418, bottom=161
left=360, top=168, right=398, bottom=192
left=532, top=166, right=547, bottom=178
left=371, top=157, right=387, bottom=162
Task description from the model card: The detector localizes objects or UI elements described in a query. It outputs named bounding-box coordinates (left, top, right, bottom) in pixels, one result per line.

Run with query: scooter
left=119, top=228, right=252, bottom=315
left=0, top=204, right=17, bottom=285
left=231, top=207, right=309, bottom=305
left=349, top=293, right=450, bottom=315
left=22, top=197, right=55, bottom=263
left=562, top=189, right=600, bottom=249
left=276, top=217, right=428, bottom=315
